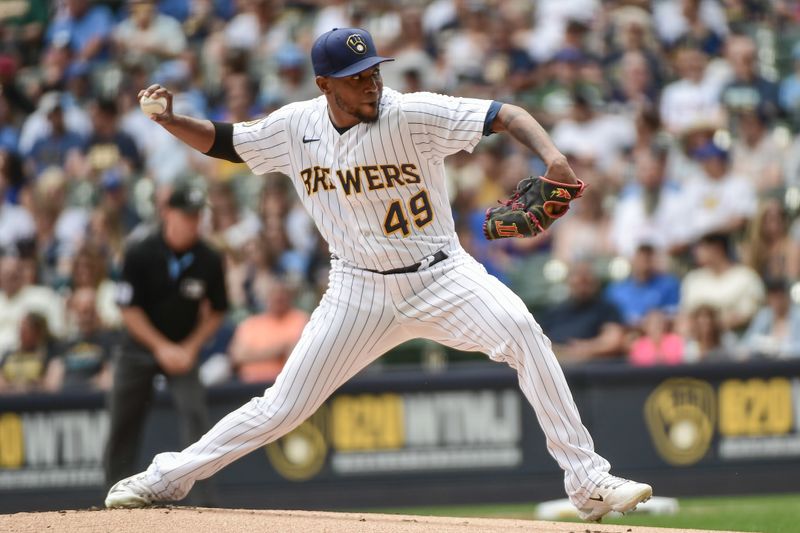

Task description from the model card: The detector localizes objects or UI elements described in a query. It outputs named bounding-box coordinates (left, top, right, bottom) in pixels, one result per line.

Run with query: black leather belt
left=367, top=250, right=448, bottom=275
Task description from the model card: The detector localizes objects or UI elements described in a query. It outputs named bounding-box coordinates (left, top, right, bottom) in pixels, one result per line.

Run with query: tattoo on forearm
left=500, top=107, right=556, bottom=160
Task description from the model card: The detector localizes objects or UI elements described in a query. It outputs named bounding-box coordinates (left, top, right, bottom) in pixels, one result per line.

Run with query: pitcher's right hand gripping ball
left=483, top=176, right=586, bottom=239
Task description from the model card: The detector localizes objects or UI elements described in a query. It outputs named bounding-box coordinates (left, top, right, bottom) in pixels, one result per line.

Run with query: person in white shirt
left=0, top=255, right=65, bottom=353
left=611, top=141, right=685, bottom=257
left=113, top=0, right=186, bottom=68
left=681, top=232, right=765, bottom=331
left=678, top=140, right=757, bottom=245
left=659, top=45, right=723, bottom=134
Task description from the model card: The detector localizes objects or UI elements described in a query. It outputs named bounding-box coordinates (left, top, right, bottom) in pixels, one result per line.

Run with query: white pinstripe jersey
left=232, top=88, right=492, bottom=271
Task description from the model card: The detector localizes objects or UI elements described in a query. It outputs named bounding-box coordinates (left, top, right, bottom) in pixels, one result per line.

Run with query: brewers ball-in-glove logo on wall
left=644, top=378, right=715, bottom=466
left=265, top=408, right=329, bottom=481
left=347, top=34, right=367, bottom=54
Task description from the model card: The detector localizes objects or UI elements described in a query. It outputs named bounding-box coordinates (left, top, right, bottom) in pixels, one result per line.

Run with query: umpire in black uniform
left=106, top=183, right=228, bottom=504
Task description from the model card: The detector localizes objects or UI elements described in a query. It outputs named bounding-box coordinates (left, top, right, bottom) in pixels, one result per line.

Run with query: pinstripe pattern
left=137, top=88, right=615, bottom=510
left=231, top=89, right=484, bottom=272
left=143, top=252, right=610, bottom=508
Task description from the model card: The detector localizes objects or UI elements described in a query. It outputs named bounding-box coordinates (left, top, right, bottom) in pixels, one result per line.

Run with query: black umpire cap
left=167, top=184, right=207, bottom=213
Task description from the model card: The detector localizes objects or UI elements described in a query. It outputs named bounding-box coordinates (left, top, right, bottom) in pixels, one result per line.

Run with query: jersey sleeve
left=232, top=107, right=292, bottom=175
left=401, top=92, right=493, bottom=158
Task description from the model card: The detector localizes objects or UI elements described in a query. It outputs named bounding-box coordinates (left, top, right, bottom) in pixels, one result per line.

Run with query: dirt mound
left=0, top=507, right=739, bottom=533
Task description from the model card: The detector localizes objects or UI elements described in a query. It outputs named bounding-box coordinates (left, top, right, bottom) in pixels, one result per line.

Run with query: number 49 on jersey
left=383, top=189, right=433, bottom=237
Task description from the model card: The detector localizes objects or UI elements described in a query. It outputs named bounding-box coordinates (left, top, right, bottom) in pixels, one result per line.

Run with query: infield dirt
left=0, top=507, right=744, bottom=533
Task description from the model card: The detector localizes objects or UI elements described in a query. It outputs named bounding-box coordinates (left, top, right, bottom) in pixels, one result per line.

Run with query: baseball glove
left=482, top=176, right=586, bottom=240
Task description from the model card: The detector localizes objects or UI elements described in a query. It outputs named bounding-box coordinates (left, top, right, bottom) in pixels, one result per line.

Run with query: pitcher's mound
left=0, top=507, right=741, bottom=533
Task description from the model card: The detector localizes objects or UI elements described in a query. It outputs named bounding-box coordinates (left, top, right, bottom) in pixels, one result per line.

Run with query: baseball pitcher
left=105, top=28, right=651, bottom=522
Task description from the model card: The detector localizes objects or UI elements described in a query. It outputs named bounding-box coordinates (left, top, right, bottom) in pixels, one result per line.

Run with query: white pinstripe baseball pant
left=144, top=249, right=611, bottom=507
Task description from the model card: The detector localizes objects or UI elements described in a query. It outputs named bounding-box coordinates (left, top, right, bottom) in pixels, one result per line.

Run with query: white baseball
left=139, top=95, right=167, bottom=116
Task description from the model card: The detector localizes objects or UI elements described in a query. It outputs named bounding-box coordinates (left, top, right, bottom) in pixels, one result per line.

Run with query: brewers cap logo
left=347, top=34, right=367, bottom=55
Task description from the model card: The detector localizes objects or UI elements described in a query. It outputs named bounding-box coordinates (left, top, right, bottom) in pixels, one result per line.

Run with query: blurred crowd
left=2, top=0, right=800, bottom=395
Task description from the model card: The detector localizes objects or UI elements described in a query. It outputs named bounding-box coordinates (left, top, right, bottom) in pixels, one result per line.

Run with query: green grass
left=364, top=493, right=800, bottom=533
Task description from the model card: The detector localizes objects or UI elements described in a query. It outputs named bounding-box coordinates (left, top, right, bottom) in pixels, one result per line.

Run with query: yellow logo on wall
left=265, top=408, right=329, bottom=481
left=644, top=378, right=715, bottom=466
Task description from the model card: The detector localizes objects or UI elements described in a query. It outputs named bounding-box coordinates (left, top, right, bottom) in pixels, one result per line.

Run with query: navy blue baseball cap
left=692, top=141, right=728, bottom=161
left=311, top=28, right=394, bottom=78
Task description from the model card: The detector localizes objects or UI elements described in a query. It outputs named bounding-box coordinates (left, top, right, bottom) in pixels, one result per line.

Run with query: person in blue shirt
left=26, top=98, right=84, bottom=176
left=46, top=0, right=114, bottom=64
left=605, top=244, right=681, bottom=327
left=539, top=261, right=627, bottom=363
left=741, top=278, right=800, bottom=360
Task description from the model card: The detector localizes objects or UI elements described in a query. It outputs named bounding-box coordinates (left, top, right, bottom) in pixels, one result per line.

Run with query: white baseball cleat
left=577, top=475, right=653, bottom=522
left=105, top=472, right=157, bottom=509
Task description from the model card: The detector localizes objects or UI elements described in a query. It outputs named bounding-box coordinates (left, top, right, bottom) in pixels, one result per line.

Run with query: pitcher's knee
left=493, top=312, right=547, bottom=362
left=249, top=395, right=316, bottom=435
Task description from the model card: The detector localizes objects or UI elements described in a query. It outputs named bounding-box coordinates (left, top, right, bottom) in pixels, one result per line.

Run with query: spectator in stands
left=681, top=233, right=765, bottom=331
left=25, top=96, right=84, bottom=177
left=223, top=0, right=289, bottom=55
left=0, top=255, right=65, bottom=353
left=229, top=279, right=308, bottom=384
left=30, top=168, right=90, bottom=280
left=0, top=91, right=20, bottom=154
left=741, top=198, right=800, bottom=281
left=206, top=181, right=260, bottom=258
left=18, top=92, right=91, bottom=157
left=679, top=141, right=757, bottom=244
left=784, top=131, right=800, bottom=188
left=0, top=154, right=35, bottom=252
left=441, top=3, right=492, bottom=85
left=550, top=87, right=636, bottom=172
left=652, top=0, right=727, bottom=55
left=610, top=140, right=685, bottom=257
left=659, top=44, right=722, bottom=134
left=719, top=35, right=781, bottom=123
left=81, top=99, right=143, bottom=180
left=259, top=44, right=318, bottom=110
left=607, top=50, right=658, bottom=116
left=779, top=41, right=800, bottom=130
left=729, top=107, right=785, bottom=196
left=0, top=149, right=28, bottom=207
left=45, top=0, right=114, bottom=64
left=97, top=168, right=141, bottom=235
left=628, top=310, right=684, bottom=367
left=535, top=48, right=600, bottom=126
left=681, top=304, right=739, bottom=363
left=481, top=14, right=538, bottom=97
left=606, top=244, right=681, bottom=327
left=603, top=6, right=663, bottom=90
left=382, top=6, right=439, bottom=93
left=113, top=0, right=187, bottom=69
left=539, top=261, right=627, bottom=364
left=227, top=234, right=277, bottom=314
left=551, top=183, right=615, bottom=264
left=43, top=287, right=116, bottom=391
left=0, top=1, right=48, bottom=67
left=0, top=312, right=52, bottom=394
left=69, top=243, right=121, bottom=330
left=0, top=55, right=34, bottom=119
left=741, top=278, right=800, bottom=359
